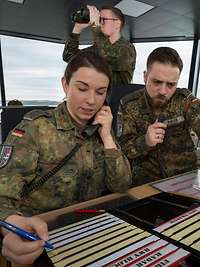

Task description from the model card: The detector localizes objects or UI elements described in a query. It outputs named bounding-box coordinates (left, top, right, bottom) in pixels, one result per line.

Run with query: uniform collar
left=140, top=89, right=153, bottom=114
left=110, top=35, right=125, bottom=45
left=117, top=35, right=126, bottom=43
left=142, top=88, right=177, bottom=115
left=54, top=102, right=76, bottom=131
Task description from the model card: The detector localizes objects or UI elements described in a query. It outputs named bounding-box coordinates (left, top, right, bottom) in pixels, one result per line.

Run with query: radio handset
left=81, top=123, right=100, bottom=138
left=81, top=99, right=108, bottom=138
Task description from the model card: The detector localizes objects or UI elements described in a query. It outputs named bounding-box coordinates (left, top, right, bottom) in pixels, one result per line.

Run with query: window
left=197, top=72, right=200, bottom=98
left=0, top=36, right=195, bottom=104
left=194, top=40, right=200, bottom=98
left=133, top=41, right=193, bottom=88
left=1, top=35, right=66, bottom=105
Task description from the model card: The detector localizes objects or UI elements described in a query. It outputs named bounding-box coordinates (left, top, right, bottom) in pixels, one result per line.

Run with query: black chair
left=1, top=106, right=54, bottom=143
left=109, top=83, right=144, bottom=133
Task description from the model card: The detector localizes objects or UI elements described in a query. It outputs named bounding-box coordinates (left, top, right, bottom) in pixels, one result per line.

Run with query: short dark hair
left=7, top=99, right=23, bottom=106
left=64, top=50, right=112, bottom=94
left=147, top=47, right=183, bottom=72
left=101, top=6, right=125, bottom=28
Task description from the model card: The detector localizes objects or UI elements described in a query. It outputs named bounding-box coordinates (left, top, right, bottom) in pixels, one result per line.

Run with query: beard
left=152, top=94, right=168, bottom=108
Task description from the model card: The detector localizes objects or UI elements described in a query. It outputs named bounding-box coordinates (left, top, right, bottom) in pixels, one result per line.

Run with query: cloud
left=1, top=35, right=66, bottom=100
left=134, top=41, right=193, bottom=87
left=0, top=35, right=194, bottom=101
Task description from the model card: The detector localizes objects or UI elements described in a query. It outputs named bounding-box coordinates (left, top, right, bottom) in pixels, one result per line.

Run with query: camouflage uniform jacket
left=0, top=102, right=132, bottom=219
left=119, top=88, right=200, bottom=186
left=62, top=27, right=136, bottom=85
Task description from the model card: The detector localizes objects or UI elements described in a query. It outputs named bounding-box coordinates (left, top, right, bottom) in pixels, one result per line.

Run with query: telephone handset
left=81, top=99, right=109, bottom=138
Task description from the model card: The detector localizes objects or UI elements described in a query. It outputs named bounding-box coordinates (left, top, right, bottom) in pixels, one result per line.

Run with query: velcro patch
left=0, top=145, right=13, bottom=168
left=11, top=128, right=25, bottom=137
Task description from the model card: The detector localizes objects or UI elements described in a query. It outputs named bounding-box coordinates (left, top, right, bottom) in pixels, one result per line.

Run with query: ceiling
left=0, top=0, right=200, bottom=44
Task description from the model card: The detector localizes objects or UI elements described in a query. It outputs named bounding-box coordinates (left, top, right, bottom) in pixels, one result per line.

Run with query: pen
left=0, top=219, right=54, bottom=250
left=75, top=209, right=105, bottom=213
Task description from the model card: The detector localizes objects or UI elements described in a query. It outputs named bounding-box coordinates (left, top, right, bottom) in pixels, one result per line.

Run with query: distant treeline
left=7, top=100, right=60, bottom=106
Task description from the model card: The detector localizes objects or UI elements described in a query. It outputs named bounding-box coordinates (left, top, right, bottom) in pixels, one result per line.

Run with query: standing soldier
left=63, top=5, right=136, bottom=85
left=119, top=47, right=200, bottom=185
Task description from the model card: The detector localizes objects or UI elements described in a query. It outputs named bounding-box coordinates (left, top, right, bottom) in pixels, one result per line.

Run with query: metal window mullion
left=0, top=38, right=6, bottom=106
left=190, top=39, right=200, bottom=96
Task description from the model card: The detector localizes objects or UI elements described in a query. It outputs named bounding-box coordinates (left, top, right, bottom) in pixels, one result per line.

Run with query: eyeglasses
left=100, top=17, right=118, bottom=24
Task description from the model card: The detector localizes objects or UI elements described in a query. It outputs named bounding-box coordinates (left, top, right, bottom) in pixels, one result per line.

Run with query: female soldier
left=0, top=50, right=132, bottom=264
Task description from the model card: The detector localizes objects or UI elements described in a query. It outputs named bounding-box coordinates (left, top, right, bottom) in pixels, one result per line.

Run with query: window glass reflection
left=133, top=41, right=193, bottom=89
left=1, top=35, right=66, bottom=105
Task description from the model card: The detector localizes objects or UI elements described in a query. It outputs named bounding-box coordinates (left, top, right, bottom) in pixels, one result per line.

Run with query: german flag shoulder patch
left=11, top=128, right=25, bottom=137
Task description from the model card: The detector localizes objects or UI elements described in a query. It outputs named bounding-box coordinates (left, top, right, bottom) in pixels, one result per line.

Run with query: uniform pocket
left=26, top=168, right=79, bottom=211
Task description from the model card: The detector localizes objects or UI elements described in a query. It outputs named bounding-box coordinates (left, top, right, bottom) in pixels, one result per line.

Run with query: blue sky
left=1, top=35, right=194, bottom=101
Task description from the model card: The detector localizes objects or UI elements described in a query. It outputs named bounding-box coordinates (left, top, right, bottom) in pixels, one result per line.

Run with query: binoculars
left=71, top=7, right=90, bottom=24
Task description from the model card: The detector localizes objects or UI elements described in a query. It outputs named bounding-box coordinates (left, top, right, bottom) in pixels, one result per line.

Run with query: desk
left=1, top=177, right=199, bottom=267
left=128, top=182, right=200, bottom=200
left=128, top=169, right=200, bottom=201
left=38, top=192, right=125, bottom=223
left=1, top=192, right=125, bottom=267
left=127, top=183, right=160, bottom=199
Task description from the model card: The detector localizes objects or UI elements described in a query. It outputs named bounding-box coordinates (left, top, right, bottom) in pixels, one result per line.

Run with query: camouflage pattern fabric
left=62, top=27, right=136, bottom=85
left=119, top=88, right=200, bottom=186
left=0, top=102, right=132, bottom=219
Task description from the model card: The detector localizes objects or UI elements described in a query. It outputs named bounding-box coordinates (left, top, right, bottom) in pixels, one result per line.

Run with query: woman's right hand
left=1, top=214, right=49, bottom=265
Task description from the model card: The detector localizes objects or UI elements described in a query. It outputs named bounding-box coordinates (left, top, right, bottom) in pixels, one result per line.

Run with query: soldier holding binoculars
left=63, top=5, right=136, bottom=85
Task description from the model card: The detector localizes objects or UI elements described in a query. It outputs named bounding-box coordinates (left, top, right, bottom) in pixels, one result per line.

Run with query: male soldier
left=119, top=47, right=200, bottom=186
left=63, top=5, right=136, bottom=85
